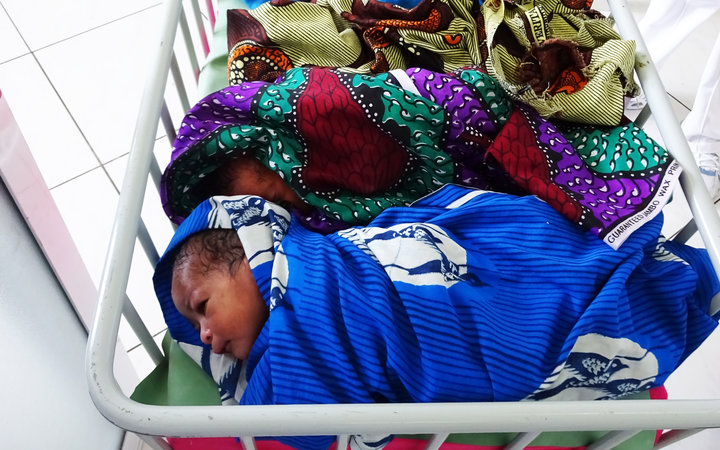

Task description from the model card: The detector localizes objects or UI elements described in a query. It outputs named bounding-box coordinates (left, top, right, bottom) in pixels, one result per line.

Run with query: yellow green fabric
left=481, top=0, right=639, bottom=126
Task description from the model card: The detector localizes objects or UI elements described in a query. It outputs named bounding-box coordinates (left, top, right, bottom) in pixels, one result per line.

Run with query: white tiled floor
left=1, top=0, right=720, bottom=448
left=0, top=0, right=175, bottom=374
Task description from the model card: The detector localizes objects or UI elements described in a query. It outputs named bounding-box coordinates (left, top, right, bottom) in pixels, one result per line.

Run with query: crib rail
left=610, top=1, right=720, bottom=313
left=86, top=0, right=720, bottom=449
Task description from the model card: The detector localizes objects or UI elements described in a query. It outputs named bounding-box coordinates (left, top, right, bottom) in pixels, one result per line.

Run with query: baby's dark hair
left=173, top=228, right=245, bottom=276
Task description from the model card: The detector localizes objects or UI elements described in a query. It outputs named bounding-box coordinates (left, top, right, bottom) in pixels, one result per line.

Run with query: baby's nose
left=200, top=326, right=213, bottom=346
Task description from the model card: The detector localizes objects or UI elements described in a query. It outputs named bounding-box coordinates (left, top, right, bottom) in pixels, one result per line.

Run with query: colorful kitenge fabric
left=225, top=0, right=637, bottom=127
left=486, top=104, right=680, bottom=247
left=225, top=0, right=482, bottom=83
left=152, top=187, right=720, bottom=450
left=480, top=0, right=639, bottom=125
left=162, top=67, right=463, bottom=232
left=243, top=0, right=427, bottom=10
left=163, top=66, right=679, bottom=248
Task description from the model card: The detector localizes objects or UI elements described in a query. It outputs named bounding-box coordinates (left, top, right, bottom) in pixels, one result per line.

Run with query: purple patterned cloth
left=162, top=66, right=680, bottom=248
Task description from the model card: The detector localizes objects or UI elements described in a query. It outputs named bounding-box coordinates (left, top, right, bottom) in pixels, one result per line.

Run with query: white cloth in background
left=637, top=0, right=720, bottom=192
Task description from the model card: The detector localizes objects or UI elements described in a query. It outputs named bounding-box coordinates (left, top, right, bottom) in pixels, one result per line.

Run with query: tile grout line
left=46, top=160, right=119, bottom=191
left=2, top=0, right=169, bottom=368
left=0, top=52, right=31, bottom=67
left=0, top=2, right=161, bottom=65
left=125, top=327, right=168, bottom=353
left=0, top=3, right=114, bottom=192
left=9, top=3, right=163, bottom=55
left=0, top=2, right=30, bottom=65
left=2, top=2, right=163, bottom=195
left=49, top=136, right=169, bottom=191
left=667, top=91, right=693, bottom=113
left=28, top=51, right=122, bottom=193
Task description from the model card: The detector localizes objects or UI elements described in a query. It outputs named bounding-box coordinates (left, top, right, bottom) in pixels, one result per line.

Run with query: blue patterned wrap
left=153, top=186, right=719, bottom=449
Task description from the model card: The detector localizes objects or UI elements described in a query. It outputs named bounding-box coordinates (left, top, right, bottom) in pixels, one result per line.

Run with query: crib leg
left=424, top=433, right=449, bottom=450
left=240, top=436, right=257, bottom=450
left=135, top=434, right=172, bottom=450
left=654, top=429, right=703, bottom=448
left=585, top=430, right=639, bottom=450
left=336, top=434, right=350, bottom=449
left=632, top=103, right=653, bottom=129
left=673, top=218, right=699, bottom=244
left=504, top=431, right=541, bottom=450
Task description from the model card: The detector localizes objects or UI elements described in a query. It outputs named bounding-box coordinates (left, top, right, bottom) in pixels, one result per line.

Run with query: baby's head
left=170, top=228, right=268, bottom=360
left=208, top=156, right=310, bottom=213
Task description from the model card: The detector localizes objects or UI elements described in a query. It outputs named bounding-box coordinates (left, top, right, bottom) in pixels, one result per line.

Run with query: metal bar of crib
left=85, top=0, right=720, bottom=448
left=504, top=432, right=541, bottom=450
left=169, top=55, right=191, bottom=113
left=150, top=157, right=164, bottom=193
left=138, top=434, right=172, bottom=450
left=425, top=433, right=450, bottom=450
left=335, top=435, right=350, bottom=450
left=584, top=430, right=639, bottom=450
left=205, top=0, right=217, bottom=29
left=655, top=429, right=704, bottom=448
left=86, top=0, right=182, bottom=430
left=632, top=103, right=652, bottom=129
left=609, top=0, right=720, bottom=315
left=80, top=398, right=720, bottom=439
left=190, top=0, right=211, bottom=57
left=240, top=436, right=257, bottom=450
left=179, top=6, right=201, bottom=82
left=160, top=101, right=178, bottom=143
left=122, top=294, right=164, bottom=365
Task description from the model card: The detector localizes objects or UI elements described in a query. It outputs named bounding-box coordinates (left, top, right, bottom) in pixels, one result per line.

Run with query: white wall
left=0, top=179, right=125, bottom=449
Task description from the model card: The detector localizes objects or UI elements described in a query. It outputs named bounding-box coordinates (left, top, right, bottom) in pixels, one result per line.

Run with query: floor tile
left=0, top=5, right=29, bottom=63
left=49, top=167, right=119, bottom=285
left=126, top=330, right=166, bottom=380
left=33, top=5, right=163, bottom=165
left=663, top=326, right=720, bottom=448
left=653, top=10, right=720, bottom=110
left=49, top=163, right=168, bottom=349
left=662, top=429, right=720, bottom=450
left=0, top=55, right=99, bottom=187
left=1, top=0, right=159, bottom=51
left=666, top=327, right=720, bottom=399
left=105, top=147, right=174, bottom=242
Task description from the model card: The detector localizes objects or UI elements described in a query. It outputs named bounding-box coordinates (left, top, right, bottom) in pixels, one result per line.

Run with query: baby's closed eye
left=196, top=299, right=208, bottom=315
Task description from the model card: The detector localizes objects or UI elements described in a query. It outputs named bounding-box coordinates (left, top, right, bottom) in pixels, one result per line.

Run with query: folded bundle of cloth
left=224, top=0, right=637, bottom=125
left=163, top=66, right=678, bottom=248
left=153, top=186, right=719, bottom=449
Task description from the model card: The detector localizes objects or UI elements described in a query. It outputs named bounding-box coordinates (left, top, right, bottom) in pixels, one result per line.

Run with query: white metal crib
left=85, top=0, right=720, bottom=448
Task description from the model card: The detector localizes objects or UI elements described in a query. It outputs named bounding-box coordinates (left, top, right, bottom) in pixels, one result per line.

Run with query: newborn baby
left=170, top=228, right=267, bottom=360
left=155, top=188, right=719, bottom=427
left=203, top=156, right=311, bottom=215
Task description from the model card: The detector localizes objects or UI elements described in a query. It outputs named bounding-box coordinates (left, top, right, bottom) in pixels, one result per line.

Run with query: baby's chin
left=227, top=344, right=250, bottom=361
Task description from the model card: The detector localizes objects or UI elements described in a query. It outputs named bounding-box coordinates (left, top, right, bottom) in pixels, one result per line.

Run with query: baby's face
left=171, top=252, right=268, bottom=360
